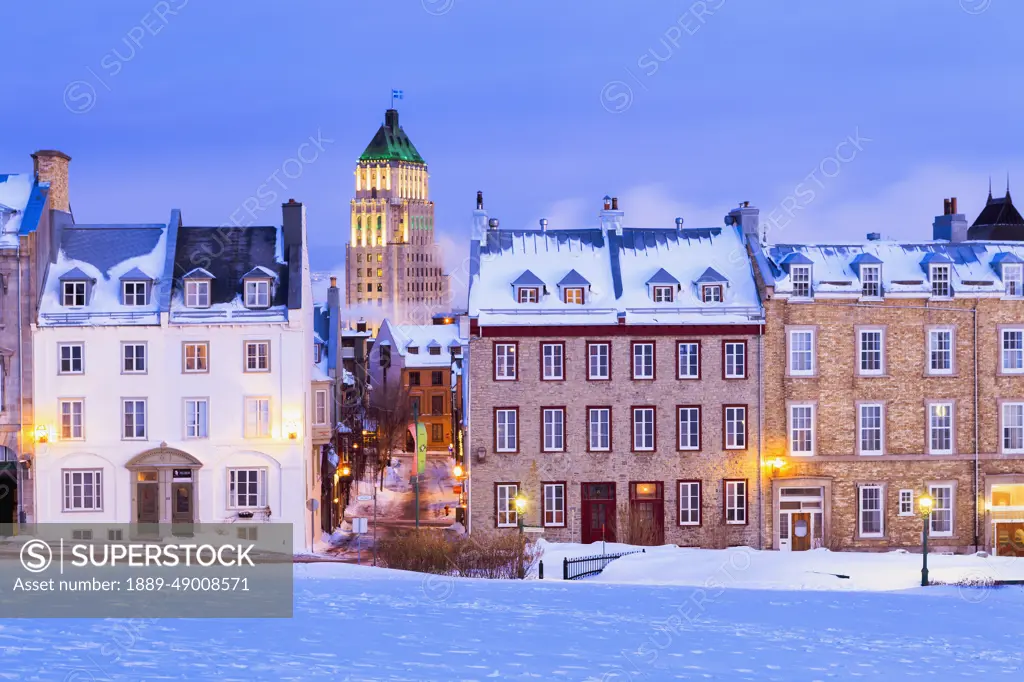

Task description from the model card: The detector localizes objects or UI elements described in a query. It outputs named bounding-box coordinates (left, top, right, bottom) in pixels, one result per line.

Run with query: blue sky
left=2, top=0, right=1022, bottom=303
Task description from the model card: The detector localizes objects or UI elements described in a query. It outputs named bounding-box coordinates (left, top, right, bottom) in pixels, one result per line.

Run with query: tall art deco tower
left=344, top=109, right=449, bottom=331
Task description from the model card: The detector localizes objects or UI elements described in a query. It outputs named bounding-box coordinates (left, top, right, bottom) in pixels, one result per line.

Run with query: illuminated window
left=563, top=287, right=584, bottom=305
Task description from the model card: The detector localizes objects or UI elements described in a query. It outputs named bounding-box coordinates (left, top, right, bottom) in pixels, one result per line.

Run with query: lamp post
left=514, top=494, right=526, bottom=535
left=919, top=494, right=933, bottom=587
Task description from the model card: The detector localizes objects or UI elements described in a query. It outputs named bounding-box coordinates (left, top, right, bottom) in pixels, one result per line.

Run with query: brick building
left=748, top=195, right=1024, bottom=555
left=466, top=196, right=766, bottom=546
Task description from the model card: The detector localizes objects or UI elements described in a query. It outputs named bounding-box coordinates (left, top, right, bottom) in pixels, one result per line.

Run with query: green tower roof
left=359, top=109, right=425, bottom=164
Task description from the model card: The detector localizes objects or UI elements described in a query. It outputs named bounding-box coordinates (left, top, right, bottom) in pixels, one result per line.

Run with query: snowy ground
left=3, top=552, right=1024, bottom=680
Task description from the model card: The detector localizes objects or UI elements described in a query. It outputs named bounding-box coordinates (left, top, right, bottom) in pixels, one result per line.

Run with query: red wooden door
left=629, top=482, right=664, bottom=546
left=581, top=483, right=616, bottom=544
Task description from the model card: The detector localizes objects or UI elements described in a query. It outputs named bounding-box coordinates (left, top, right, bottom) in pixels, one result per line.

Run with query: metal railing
left=40, top=311, right=159, bottom=325
left=561, top=548, right=645, bottom=580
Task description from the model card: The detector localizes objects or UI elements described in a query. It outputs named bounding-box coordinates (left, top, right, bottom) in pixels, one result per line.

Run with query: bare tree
left=368, top=381, right=413, bottom=491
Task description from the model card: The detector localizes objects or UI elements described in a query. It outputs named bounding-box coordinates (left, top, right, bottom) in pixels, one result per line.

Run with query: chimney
left=933, top=196, right=968, bottom=242
left=472, top=191, right=488, bottom=240
left=599, top=195, right=624, bottom=235
left=727, top=201, right=760, bottom=238
left=357, top=320, right=367, bottom=333
left=31, top=149, right=71, bottom=213
left=385, top=109, right=399, bottom=130
left=866, top=232, right=881, bottom=241
left=326, top=276, right=341, bottom=371
left=282, top=198, right=305, bottom=252
left=539, top=218, right=548, bottom=232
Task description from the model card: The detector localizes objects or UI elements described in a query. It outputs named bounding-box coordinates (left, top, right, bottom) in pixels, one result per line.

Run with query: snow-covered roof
left=511, top=270, right=545, bottom=287
left=766, top=241, right=1024, bottom=298
left=376, top=319, right=465, bottom=368
left=243, top=265, right=278, bottom=281
left=695, top=267, right=728, bottom=284
left=182, top=267, right=215, bottom=279
left=119, top=266, right=154, bottom=281
left=470, top=223, right=764, bottom=326
left=0, top=174, right=39, bottom=248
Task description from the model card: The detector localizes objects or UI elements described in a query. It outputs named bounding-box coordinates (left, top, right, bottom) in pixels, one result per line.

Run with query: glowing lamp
left=341, top=465, right=352, bottom=477
left=453, top=464, right=464, bottom=479
left=771, top=457, right=786, bottom=470
left=919, top=495, right=933, bottom=513
left=34, top=425, right=49, bottom=444
left=514, top=495, right=527, bottom=512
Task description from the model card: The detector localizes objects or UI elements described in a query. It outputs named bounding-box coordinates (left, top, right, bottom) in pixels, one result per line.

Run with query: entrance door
left=995, top=523, right=1024, bottom=557
left=581, top=483, right=616, bottom=545
left=629, top=482, right=664, bottom=546
left=137, top=471, right=159, bottom=526
left=0, top=462, right=17, bottom=537
left=172, top=483, right=194, bottom=536
left=791, top=513, right=812, bottom=551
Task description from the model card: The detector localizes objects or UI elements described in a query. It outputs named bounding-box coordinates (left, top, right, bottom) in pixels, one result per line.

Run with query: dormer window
left=63, top=281, right=86, bottom=307
left=429, top=346, right=441, bottom=356
left=791, top=265, right=812, bottom=298
left=122, top=281, right=147, bottom=306
left=701, top=285, right=723, bottom=303
left=652, top=286, right=674, bottom=303
left=245, top=280, right=271, bottom=308
left=408, top=346, right=419, bottom=355
left=517, top=287, right=539, bottom=303
left=557, top=269, right=590, bottom=305
left=930, top=264, right=951, bottom=298
left=563, top=287, right=584, bottom=305
left=861, top=265, right=881, bottom=298
left=185, top=280, right=210, bottom=307
left=1006, top=264, right=1023, bottom=296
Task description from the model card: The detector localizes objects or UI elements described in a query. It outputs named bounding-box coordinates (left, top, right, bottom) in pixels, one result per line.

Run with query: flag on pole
left=392, top=89, right=404, bottom=100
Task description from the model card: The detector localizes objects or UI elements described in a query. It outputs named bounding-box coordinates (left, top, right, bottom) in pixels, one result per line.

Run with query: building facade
left=749, top=195, right=1024, bottom=555
left=344, top=109, right=449, bottom=332
left=31, top=200, right=315, bottom=550
left=467, top=196, right=766, bottom=546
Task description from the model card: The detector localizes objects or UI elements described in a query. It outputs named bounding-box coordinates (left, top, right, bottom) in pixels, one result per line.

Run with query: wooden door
left=137, top=481, right=159, bottom=524
left=581, top=483, right=616, bottom=545
left=791, top=512, right=812, bottom=551
left=629, top=482, right=665, bottom=546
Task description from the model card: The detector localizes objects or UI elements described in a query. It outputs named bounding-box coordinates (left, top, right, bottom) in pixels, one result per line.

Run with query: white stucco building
left=31, top=201, right=315, bottom=550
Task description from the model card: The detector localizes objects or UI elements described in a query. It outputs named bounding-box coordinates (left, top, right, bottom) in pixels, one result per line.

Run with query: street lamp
left=453, top=464, right=464, bottom=479
left=514, top=494, right=527, bottom=534
left=919, top=494, right=933, bottom=587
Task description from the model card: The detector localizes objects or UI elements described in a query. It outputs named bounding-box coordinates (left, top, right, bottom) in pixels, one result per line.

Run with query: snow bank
left=537, top=540, right=1024, bottom=592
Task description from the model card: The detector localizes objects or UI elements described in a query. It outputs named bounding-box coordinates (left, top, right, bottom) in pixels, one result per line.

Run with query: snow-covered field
left=2, top=550, right=1023, bottom=680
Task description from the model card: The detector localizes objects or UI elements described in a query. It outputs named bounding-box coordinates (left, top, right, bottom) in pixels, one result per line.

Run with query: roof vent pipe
left=943, top=198, right=951, bottom=216
left=539, top=218, right=548, bottom=232
left=602, top=195, right=612, bottom=210
left=476, top=191, right=483, bottom=210
left=675, top=217, right=684, bottom=230
left=866, top=232, right=881, bottom=241
left=950, top=197, right=958, bottom=214
left=611, top=197, right=619, bottom=211
left=487, top=218, right=499, bottom=230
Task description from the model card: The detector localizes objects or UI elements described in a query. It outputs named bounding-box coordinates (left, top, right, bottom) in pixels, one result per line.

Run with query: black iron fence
left=557, top=549, right=646, bottom=581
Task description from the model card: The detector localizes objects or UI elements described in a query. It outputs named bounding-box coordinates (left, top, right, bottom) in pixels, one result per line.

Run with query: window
left=376, top=268, right=383, bottom=277
left=122, top=399, right=147, bottom=440
left=632, top=407, right=655, bottom=451
left=518, top=287, right=539, bottom=303
left=431, top=395, right=444, bottom=416
left=428, top=346, right=440, bottom=356
left=495, top=409, right=518, bottom=452
left=678, top=407, right=700, bottom=451
left=244, top=280, right=271, bottom=308
left=495, top=343, right=517, bottom=380
left=63, top=281, right=86, bottom=307
left=858, top=403, right=884, bottom=455
left=542, top=343, right=564, bottom=380
left=543, top=483, right=565, bottom=527
left=725, top=480, right=747, bottom=524
left=724, top=406, right=746, bottom=450
left=245, top=397, right=271, bottom=438
left=229, top=468, right=267, bottom=509
left=122, top=343, right=146, bottom=374
left=788, top=330, right=814, bottom=376
left=679, top=482, right=701, bottom=526
left=789, top=404, right=814, bottom=455
left=701, top=285, right=723, bottom=303
left=928, top=329, right=953, bottom=375
left=791, top=265, right=811, bottom=298
left=588, top=407, right=610, bottom=451
left=677, top=342, right=699, bottom=379
left=244, top=341, right=270, bottom=372
left=431, top=370, right=443, bottom=386
left=1002, top=402, right=1024, bottom=453
left=122, top=281, right=147, bottom=306
left=653, top=286, right=674, bottom=302
left=496, top=483, right=519, bottom=528
left=724, top=341, right=746, bottom=379
left=408, top=372, right=421, bottom=387
left=929, top=485, right=953, bottom=536
left=1005, top=264, right=1024, bottom=296
left=184, top=280, right=210, bottom=308
left=899, top=489, right=914, bottom=516
left=58, top=343, right=84, bottom=374
left=632, top=342, right=654, bottom=380
left=60, top=399, right=84, bottom=440
left=1001, top=329, right=1024, bottom=374
left=930, top=264, right=951, bottom=298
left=861, top=265, right=881, bottom=298
left=314, top=390, right=328, bottom=425
left=185, top=398, right=208, bottom=439
left=431, top=424, right=444, bottom=442
left=542, top=408, right=565, bottom=452
left=858, top=485, right=884, bottom=537
left=62, top=470, right=102, bottom=511
left=588, top=343, right=610, bottom=380
left=858, top=329, right=884, bottom=375
left=563, top=287, right=584, bottom=305
left=182, top=339, right=205, bottom=372
left=928, top=403, right=954, bottom=454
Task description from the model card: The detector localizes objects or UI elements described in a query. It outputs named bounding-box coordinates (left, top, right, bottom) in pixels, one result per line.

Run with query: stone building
left=466, top=196, right=765, bottom=546
left=344, top=109, right=449, bottom=333
left=748, top=195, right=1024, bottom=555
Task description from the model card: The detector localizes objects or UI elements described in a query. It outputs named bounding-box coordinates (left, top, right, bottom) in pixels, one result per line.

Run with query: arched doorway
left=126, top=447, right=202, bottom=535
left=0, top=446, right=17, bottom=537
